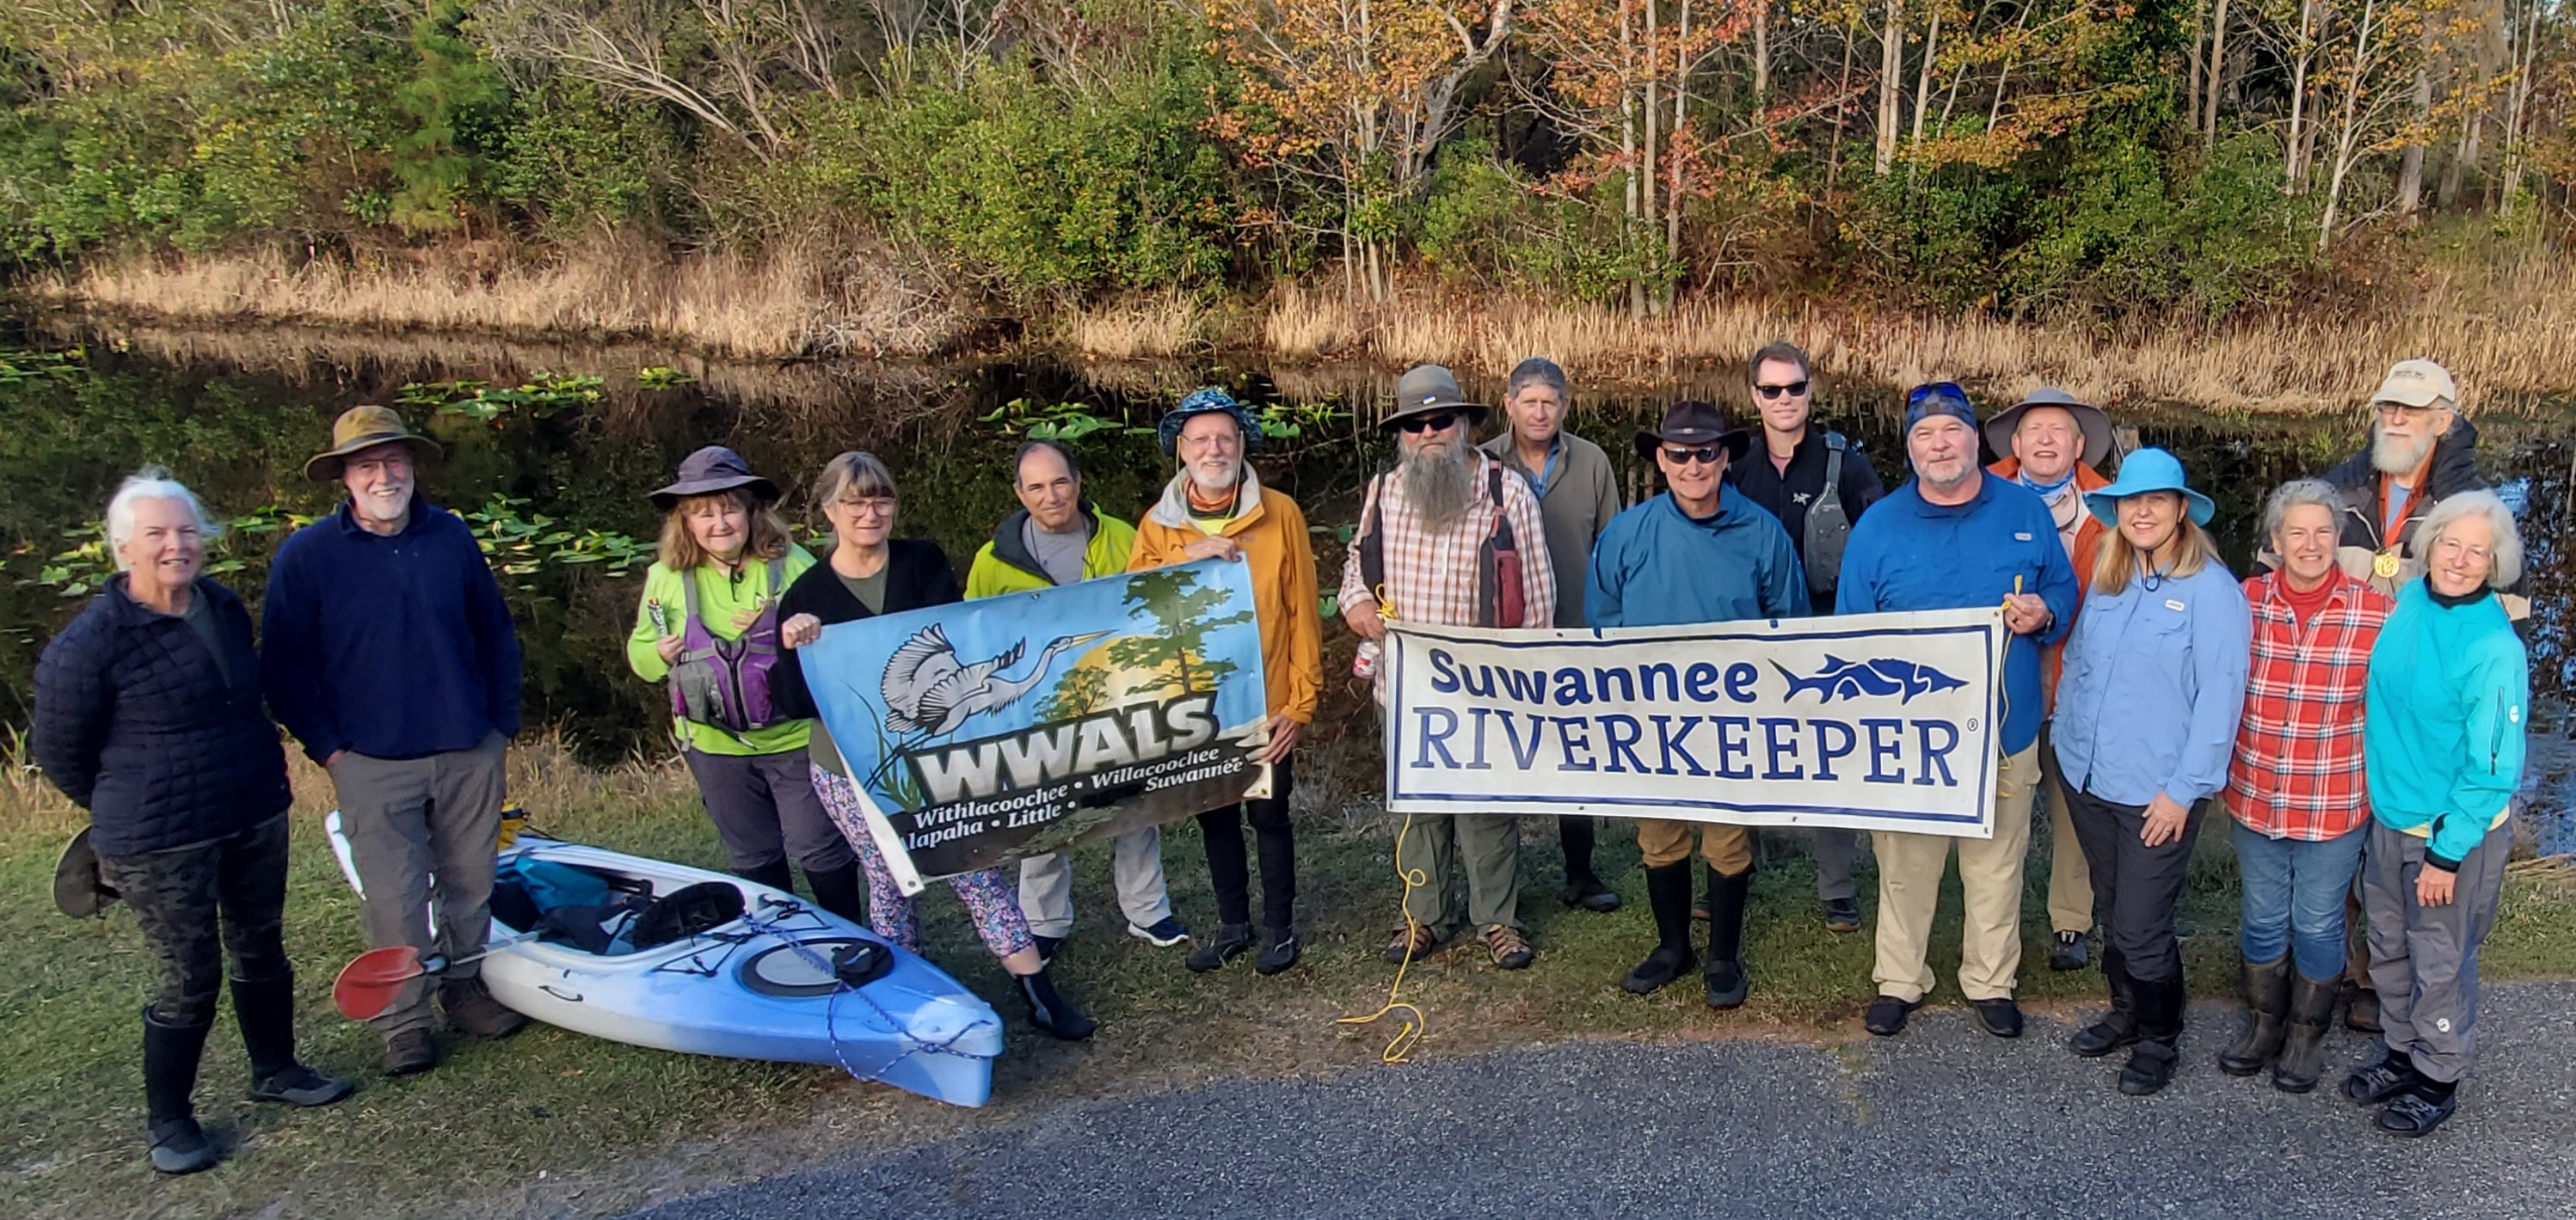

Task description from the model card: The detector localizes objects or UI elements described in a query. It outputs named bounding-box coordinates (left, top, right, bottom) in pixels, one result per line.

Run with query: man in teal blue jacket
left=1835, top=383, right=2078, bottom=1040
left=1587, top=400, right=1806, bottom=1009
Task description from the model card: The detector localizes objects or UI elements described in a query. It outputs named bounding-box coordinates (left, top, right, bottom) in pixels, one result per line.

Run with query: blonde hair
left=656, top=488, right=793, bottom=570
left=2091, top=503, right=2222, bottom=597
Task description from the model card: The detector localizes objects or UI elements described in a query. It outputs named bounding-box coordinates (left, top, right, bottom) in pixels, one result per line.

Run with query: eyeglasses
left=834, top=497, right=897, bottom=518
left=1754, top=379, right=1811, bottom=400
left=1660, top=444, right=1727, bottom=466
left=1396, top=412, right=1460, bottom=434
left=2374, top=402, right=2438, bottom=420
left=2429, top=535, right=2493, bottom=563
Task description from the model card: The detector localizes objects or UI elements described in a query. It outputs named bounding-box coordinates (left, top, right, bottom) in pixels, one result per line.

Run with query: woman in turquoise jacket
left=2051, top=449, right=2251, bottom=1097
left=2345, top=489, right=2528, bottom=1137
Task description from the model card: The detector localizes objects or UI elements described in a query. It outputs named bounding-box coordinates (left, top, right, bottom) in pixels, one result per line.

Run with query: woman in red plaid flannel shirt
left=2220, top=479, right=2395, bottom=1093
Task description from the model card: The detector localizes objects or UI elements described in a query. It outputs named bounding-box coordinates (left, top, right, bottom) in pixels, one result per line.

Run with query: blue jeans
left=2234, top=821, right=2367, bottom=979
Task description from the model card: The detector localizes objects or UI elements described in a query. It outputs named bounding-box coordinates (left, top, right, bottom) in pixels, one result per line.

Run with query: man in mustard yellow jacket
left=1131, top=389, right=1324, bottom=975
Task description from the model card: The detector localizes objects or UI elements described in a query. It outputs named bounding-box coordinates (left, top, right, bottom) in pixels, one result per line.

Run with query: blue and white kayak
left=323, top=812, right=1003, bottom=1107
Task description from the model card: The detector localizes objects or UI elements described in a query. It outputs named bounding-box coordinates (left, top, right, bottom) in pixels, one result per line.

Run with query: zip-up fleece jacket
left=962, top=503, right=1136, bottom=598
left=1130, top=466, right=1323, bottom=724
left=1585, top=488, right=1809, bottom=628
left=2363, top=581, right=2528, bottom=872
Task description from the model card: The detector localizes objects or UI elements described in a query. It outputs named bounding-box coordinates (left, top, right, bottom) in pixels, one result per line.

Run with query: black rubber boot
left=1703, top=864, right=1752, bottom=1010
left=2218, top=955, right=2292, bottom=1076
left=733, top=860, right=797, bottom=896
left=802, top=862, right=868, bottom=923
left=232, top=974, right=354, bottom=1107
left=2118, top=975, right=2186, bottom=1096
left=1619, top=862, right=1697, bottom=994
left=2072, top=945, right=2141, bottom=1058
left=1018, top=966, right=1096, bottom=1040
left=142, top=1007, right=218, bottom=1174
left=2272, top=972, right=2341, bottom=1094
left=1186, top=922, right=1257, bottom=973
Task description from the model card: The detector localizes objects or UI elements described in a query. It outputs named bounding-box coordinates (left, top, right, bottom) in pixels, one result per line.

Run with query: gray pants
left=2363, top=818, right=2511, bottom=1083
left=1809, top=827, right=1859, bottom=902
left=331, top=734, right=508, bottom=1036
left=1399, top=813, right=1523, bottom=936
left=682, top=748, right=852, bottom=875
left=1017, top=827, right=1173, bottom=939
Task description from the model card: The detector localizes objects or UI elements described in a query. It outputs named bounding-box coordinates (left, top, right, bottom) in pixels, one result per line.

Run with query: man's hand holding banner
left=1383, top=608, right=2008, bottom=837
left=799, top=560, right=1270, bottom=892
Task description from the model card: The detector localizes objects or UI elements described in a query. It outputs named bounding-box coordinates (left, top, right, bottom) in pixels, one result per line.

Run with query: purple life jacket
left=666, top=557, right=790, bottom=734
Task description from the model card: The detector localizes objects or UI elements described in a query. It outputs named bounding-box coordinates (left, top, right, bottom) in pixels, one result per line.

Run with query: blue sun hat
left=1158, top=387, right=1265, bottom=454
left=2083, top=446, right=2215, bottom=527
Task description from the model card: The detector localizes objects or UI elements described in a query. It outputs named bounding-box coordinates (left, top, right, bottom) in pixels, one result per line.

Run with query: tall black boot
left=2218, top=955, right=2292, bottom=1076
left=802, top=862, right=868, bottom=924
left=232, top=974, right=354, bottom=1107
left=733, top=860, right=797, bottom=896
left=1620, top=862, right=1698, bottom=994
left=1704, top=864, right=1753, bottom=1010
left=2118, top=974, right=2185, bottom=1096
left=1017, top=966, right=1096, bottom=1040
left=2073, top=944, right=2142, bottom=1058
left=2272, top=972, right=2341, bottom=1094
left=1559, top=816, right=1619, bottom=911
left=142, top=1007, right=218, bottom=1174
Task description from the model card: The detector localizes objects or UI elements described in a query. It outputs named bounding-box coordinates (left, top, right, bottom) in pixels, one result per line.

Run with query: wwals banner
left=801, top=560, right=1269, bottom=888
left=1384, top=608, right=2006, bottom=837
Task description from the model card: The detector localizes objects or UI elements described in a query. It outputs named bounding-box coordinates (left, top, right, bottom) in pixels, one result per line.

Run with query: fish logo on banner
left=800, top=561, right=1270, bottom=885
left=1774, top=656, right=1969, bottom=703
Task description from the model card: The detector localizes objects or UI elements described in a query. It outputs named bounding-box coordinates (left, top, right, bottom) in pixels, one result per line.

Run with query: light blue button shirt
left=2052, top=561, right=2252, bottom=807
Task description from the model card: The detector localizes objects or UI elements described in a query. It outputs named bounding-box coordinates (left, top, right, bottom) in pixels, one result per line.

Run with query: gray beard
left=1401, top=444, right=1475, bottom=534
left=1189, top=462, right=1242, bottom=499
left=2372, top=426, right=2437, bottom=475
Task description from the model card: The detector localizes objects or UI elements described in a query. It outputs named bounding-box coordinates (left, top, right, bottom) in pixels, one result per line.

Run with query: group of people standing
left=29, top=349, right=2529, bottom=1177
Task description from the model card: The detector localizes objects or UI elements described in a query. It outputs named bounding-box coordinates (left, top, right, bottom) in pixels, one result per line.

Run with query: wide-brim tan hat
left=1985, top=388, right=2115, bottom=470
left=304, top=404, right=442, bottom=482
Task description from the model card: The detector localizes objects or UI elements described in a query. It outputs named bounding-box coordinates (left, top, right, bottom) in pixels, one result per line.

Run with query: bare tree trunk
left=1644, top=0, right=1660, bottom=232
left=2285, top=0, right=2319, bottom=187
left=2321, top=0, right=2385, bottom=250
left=2440, top=112, right=2476, bottom=207
left=2204, top=0, right=2231, bottom=143
left=1624, top=1, right=1646, bottom=317
left=2397, top=65, right=2431, bottom=216
left=1829, top=15, right=1857, bottom=182
left=1669, top=0, right=1689, bottom=295
left=1876, top=0, right=1904, bottom=173
left=2188, top=0, right=2207, bottom=113
left=1908, top=0, right=1942, bottom=169
left=1752, top=0, right=1769, bottom=103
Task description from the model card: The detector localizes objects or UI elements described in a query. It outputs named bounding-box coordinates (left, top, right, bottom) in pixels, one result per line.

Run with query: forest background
left=3, top=0, right=2573, bottom=365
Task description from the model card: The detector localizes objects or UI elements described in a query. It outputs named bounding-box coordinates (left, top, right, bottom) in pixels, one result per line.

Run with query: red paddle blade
left=332, top=946, right=426, bottom=1021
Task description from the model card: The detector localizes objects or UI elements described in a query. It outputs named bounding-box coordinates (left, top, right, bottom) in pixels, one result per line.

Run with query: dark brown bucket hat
left=304, top=405, right=444, bottom=482
left=1380, top=364, right=1491, bottom=432
left=1633, top=400, right=1752, bottom=463
left=1984, top=387, right=2115, bottom=471
left=650, top=445, right=782, bottom=512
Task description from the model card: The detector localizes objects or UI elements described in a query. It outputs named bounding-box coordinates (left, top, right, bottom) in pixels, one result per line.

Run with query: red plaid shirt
left=2226, top=571, right=2395, bottom=840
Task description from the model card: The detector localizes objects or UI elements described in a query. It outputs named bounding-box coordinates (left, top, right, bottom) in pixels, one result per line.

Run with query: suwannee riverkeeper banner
left=1382, top=608, right=2007, bottom=837
left=800, top=560, right=1270, bottom=889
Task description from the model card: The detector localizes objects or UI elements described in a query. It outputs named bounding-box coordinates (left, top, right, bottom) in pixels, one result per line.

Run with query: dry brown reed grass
left=34, top=232, right=968, bottom=361
left=1251, top=249, right=2576, bottom=413
left=1055, top=291, right=1212, bottom=359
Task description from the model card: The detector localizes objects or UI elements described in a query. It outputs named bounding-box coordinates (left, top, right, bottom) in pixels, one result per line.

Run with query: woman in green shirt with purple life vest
left=624, top=446, right=864, bottom=923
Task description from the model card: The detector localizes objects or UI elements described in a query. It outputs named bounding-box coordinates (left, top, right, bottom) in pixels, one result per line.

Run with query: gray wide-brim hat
left=650, top=445, right=781, bottom=512
left=1380, top=364, right=1491, bottom=432
left=1985, top=388, right=2114, bottom=470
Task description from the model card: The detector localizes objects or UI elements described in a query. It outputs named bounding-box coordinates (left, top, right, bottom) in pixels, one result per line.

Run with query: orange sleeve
left=1129, top=518, right=1181, bottom=573
left=1270, top=494, right=1324, bottom=724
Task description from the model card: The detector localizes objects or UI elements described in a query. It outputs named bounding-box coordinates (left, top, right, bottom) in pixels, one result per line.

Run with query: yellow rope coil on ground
left=1337, top=805, right=1429, bottom=1064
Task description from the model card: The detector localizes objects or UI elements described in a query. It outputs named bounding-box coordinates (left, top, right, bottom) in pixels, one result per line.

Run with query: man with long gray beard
left=1343, top=365, right=1557, bottom=970
left=1130, top=389, right=1324, bottom=977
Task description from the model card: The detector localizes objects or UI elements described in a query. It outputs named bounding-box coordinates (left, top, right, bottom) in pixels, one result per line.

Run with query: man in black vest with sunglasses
left=1723, top=341, right=1885, bottom=935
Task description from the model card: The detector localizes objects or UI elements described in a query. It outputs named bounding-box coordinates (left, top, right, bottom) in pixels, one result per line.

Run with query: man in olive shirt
left=1481, top=357, right=1625, bottom=912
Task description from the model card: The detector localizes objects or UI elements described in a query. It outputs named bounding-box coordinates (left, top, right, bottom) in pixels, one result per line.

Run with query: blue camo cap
left=1903, top=381, right=1977, bottom=432
left=1158, top=387, right=1263, bottom=454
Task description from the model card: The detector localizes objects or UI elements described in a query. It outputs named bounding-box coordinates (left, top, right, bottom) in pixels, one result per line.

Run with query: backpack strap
left=1356, top=471, right=1387, bottom=605
left=1821, top=432, right=1847, bottom=508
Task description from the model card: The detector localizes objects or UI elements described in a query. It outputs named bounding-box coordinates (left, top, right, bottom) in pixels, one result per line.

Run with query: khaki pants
left=1638, top=818, right=1755, bottom=876
left=1398, top=813, right=1523, bottom=936
left=2037, top=726, right=2094, bottom=935
left=1870, top=745, right=2038, bottom=1003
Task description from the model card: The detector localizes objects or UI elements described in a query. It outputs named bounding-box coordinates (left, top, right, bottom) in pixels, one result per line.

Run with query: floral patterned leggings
left=810, top=764, right=1035, bottom=960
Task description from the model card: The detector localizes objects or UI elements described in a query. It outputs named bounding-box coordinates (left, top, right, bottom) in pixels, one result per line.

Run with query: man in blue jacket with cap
left=1835, top=383, right=2078, bottom=1039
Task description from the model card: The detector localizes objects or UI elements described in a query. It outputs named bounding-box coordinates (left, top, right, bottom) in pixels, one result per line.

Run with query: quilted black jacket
left=34, top=577, right=293, bottom=856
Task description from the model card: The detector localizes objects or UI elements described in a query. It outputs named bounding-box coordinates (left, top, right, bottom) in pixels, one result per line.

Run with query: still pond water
left=3, top=316, right=2572, bottom=851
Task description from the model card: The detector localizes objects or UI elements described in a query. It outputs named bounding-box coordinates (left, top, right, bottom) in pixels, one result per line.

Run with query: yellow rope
left=1337, top=805, right=1429, bottom=1064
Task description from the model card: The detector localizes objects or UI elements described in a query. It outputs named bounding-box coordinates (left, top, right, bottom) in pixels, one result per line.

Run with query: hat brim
left=304, top=433, right=443, bottom=482
left=1159, top=404, right=1265, bottom=453
left=53, top=827, right=118, bottom=919
left=649, top=475, right=782, bottom=512
left=2084, top=485, right=2216, bottom=530
left=1635, top=428, right=1754, bottom=463
left=2370, top=383, right=2449, bottom=409
left=1985, top=400, right=2114, bottom=470
left=1379, top=401, right=1491, bottom=432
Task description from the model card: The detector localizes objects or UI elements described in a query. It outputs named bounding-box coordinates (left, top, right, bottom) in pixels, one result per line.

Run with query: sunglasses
left=1660, top=444, right=1728, bottom=466
left=1907, top=381, right=1969, bottom=406
left=1396, top=412, right=1460, bottom=434
left=1754, top=379, right=1811, bottom=400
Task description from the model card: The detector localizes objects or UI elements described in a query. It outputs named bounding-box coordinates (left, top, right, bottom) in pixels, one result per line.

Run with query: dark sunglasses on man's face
left=1661, top=444, right=1727, bottom=466
left=1754, top=379, right=1811, bottom=400
left=1397, top=412, right=1460, bottom=435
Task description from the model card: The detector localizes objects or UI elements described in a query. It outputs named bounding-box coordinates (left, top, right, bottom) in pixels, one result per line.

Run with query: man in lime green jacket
left=962, top=441, right=1185, bottom=959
